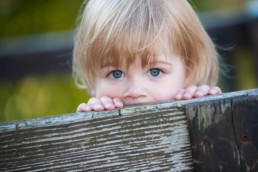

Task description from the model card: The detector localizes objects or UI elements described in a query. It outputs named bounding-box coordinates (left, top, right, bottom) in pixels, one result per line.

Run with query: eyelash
left=106, top=68, right=164, bottom=79
left=107, top=70, right=124, bottom=79
left=148, top=68, right=164, bottom=77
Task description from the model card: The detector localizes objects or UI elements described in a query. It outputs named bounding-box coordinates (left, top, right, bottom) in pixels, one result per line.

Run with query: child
left=73, top=0, right=222, bottom=112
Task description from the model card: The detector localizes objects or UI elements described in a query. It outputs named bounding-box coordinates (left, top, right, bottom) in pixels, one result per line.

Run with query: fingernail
left=106, top=103, right=115, bottom=109
left=82, top=104, right=88, bottom=109
left=183, top=93, right=190, bottom=98
left=210, top=90, right=216, bottom=94
left=196, top=91, right=203, bottom=96
left=116, top=102, right=123, bottom=107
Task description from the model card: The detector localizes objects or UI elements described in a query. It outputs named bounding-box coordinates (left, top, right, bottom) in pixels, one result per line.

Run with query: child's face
left=91, top=52, right=187, bottom=105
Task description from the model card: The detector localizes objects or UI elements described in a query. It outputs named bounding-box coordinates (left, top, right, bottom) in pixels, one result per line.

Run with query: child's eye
left=108, top=70, right=124, bottom=79
left=148, top=68, right=162, bottom=77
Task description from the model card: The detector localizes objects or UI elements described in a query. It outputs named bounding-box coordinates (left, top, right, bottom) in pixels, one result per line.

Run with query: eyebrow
left=100, top=59, right=174, bottom=69
left=100, top=64, right=118, bottom=69
left=149, top=60, right=173, bottom=66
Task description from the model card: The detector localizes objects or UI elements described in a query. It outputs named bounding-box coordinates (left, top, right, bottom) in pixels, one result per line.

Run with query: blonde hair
left=73, top=0, right=219, bottom=90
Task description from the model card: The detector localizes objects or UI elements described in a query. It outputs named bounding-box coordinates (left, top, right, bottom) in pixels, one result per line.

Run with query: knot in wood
left=202, top=138, right=211, bottom=146
left=241, top=132, right=250, bottom=142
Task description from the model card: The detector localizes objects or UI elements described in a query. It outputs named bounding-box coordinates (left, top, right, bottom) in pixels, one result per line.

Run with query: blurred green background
left=0, top=0, right=257, bottom=122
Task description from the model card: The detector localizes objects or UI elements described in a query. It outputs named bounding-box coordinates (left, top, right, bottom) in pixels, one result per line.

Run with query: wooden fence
left=0, top=89, right=258, bottom=171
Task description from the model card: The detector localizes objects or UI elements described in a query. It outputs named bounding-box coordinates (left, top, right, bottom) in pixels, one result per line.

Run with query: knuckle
left=88, top=98, right=100, bottom=105
left=102, top=96, right=113, bottom=102
left=213, top=86, right=222, bottom=93
left=100, top=96, right=108, bottom=102
left=201, top=84, right=209, bottom=89
left=186, top=85, right=197, bottom=92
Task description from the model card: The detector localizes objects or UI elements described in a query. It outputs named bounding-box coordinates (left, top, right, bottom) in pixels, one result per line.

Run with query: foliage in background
left=0, top=74, right=89, bottom=122
left=0, top=0, right=247, bottom=39
left=190, top=0, right=246, bottom=11
left=0, top=0, right=84, bottom=38
left=0, top=0, right=253, bottom=122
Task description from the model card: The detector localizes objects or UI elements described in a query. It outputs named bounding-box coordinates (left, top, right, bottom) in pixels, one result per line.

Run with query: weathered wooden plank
left=0, top=105, right=193, bottom=171
left=0, top=88, right=258, bottom=171
left=233, top=96, right=258, bottom=172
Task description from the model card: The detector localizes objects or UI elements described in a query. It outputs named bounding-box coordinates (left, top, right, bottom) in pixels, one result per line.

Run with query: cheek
left=150, top=77, right=185, bottom=101
left=94, top=82, right=123, bottom=98
left=151, top=88, right=179, bottom=102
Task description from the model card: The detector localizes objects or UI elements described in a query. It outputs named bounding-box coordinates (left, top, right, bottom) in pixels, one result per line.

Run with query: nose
left=123, top=77, right=146, bottom=100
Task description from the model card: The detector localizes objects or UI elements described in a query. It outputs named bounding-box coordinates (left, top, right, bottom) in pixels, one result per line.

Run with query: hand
left=76, top=96, right=124, bottom=112
left=174, top=85, right=222, bottom=100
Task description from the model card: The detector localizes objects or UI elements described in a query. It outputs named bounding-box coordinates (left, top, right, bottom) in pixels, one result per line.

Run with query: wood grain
left=0, top=106, right=193, bottom=171
left=0, top=89, right=258, bottom=171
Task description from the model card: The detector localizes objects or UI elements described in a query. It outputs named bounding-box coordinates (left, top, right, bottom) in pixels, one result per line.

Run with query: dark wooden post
left=233, top=96, right=258, bottom=171
left=186, top=99, right=241, bottom=172
left=186, top=89, right=258, bottom=172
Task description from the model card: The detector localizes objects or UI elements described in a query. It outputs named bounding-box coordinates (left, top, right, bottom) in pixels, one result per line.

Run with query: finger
left=193, top=85, right=210, bottom=98
left=100, top=96, right=116, bottom=110
left=77, top=103, right=92, bottom=112
left=113, top=98, right=124, bottom=108
left=88, top=98, right=105, bottom=112
left=174, top=89, right=186, bottom=100
left=182, top=85, right=197, bottom=99
left=208, top=86, right=222, bottom=95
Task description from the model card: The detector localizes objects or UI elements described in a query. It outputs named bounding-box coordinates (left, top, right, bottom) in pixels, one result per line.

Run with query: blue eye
left=110, top=70, right=124, bottom=79
left=149, top=68, right=161, bottom=77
